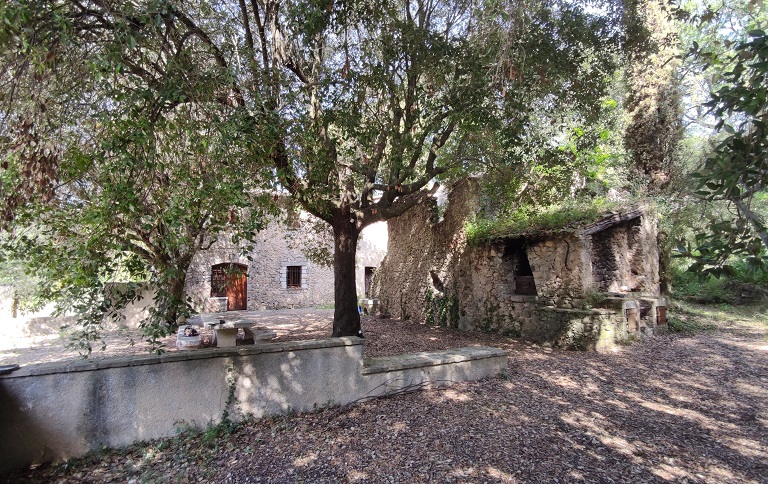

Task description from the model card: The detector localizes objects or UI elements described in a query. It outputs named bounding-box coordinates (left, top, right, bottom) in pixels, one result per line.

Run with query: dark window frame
left=211, top=264, right=229, bottom=297
left=286, top=265, right=302, bottom=289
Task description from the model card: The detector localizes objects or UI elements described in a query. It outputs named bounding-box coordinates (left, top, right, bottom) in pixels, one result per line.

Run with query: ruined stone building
left=376, top=179, right=667, bottom=350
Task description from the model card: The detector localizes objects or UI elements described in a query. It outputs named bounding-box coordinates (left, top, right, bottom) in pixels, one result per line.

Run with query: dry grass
left=4, top=304, right=768, bottom=483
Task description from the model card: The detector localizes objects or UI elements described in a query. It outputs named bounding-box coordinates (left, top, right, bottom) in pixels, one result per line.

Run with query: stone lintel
left=535, top=306, right=617, bottom=316
left=507, top=295, right=538, bottom=303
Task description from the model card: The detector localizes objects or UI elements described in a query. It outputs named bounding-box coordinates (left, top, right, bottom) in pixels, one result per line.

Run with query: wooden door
left=226, top=266, right=248, bottom=311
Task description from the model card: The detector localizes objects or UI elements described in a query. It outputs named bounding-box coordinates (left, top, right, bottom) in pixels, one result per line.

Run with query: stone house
left=376, top=178, right=667, bottom=351
left=0, top=213, right=386, bottom=334
left=184, top=214, right=387, bottom=313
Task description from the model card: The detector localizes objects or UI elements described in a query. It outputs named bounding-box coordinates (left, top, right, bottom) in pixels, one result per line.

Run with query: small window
left=211, top=265, right=228, bottom=297
left=286, top=266, right=302, bottom=288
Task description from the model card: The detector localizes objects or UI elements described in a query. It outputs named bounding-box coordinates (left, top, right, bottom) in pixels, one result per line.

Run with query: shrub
left=671, top=259, right=768, bottom=305
left=667, top=315, right=715, bottom=333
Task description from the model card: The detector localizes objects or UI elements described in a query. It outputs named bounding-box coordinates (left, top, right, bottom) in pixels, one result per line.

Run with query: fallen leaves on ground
left=4, top=307, right=768, bottom=483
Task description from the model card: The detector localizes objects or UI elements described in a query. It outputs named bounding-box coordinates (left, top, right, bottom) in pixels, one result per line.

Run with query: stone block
left=213, top=328, right=238, bottom=347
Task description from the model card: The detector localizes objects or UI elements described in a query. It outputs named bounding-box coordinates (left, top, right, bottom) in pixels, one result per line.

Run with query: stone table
left=189, top=314, right=277, bottom=348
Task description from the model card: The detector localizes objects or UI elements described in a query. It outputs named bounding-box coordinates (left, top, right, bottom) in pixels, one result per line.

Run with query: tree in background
left=623, top=0, right=684, bottom=193
left=681, top=30, right=768, bottom=277
left=452, top=0, right=629, bottom=215
left=1, top=2, right=275, bottom=351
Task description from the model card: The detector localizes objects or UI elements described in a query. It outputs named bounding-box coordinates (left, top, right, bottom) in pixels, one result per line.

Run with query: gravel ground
left=4, top=306, right=768, bottom=483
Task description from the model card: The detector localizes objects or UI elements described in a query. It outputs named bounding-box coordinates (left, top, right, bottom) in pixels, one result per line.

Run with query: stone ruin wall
left=588, top=217, right=660, bottom=294
left=376, top=179, right=478, bottom=325
left=377, top=179, right=663, bottom=348
left=378, top=178, right=535, bottom=335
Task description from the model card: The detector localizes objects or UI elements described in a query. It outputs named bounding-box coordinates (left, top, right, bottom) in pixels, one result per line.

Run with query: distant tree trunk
left=623, top=0, right=683, bottom=194
left=331, top=221, right=361, bottom=337
left=658, top=231, right=672, bottom=295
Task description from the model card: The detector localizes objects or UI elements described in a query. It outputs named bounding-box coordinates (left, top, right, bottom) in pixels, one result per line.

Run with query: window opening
left=514, top=248, right=537, bottom=295
left=286, top=266, right=302, bottom=288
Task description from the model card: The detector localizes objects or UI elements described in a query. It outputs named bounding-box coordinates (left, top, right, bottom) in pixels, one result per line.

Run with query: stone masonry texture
left=377, top=178, right=663, bottom=350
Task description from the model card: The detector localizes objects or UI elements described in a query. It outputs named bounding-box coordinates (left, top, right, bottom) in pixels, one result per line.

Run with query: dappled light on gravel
left=5, top=305, right=768, bottom=483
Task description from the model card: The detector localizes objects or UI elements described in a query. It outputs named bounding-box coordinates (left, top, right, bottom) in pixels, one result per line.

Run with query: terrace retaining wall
left=0, top=339, right=507, bottom=474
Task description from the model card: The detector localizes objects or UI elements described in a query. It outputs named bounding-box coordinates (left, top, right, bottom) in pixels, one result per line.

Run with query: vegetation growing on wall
left=466, top=199, right=625, bottom=244
left=423, top=288, right=460, bottom=328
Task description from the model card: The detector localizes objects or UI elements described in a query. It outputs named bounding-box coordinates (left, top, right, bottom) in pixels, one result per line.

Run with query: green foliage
left=284, top=214, right=334, bottom=268
left=671, top=258, right=768, bottom=305
left=467, top=198, right=622, bottom=244
left=583, top=289, right=609, bottom=309
left=680, top=32, right=768, bottom=277
left=692, top=32, right=768, bottom=200
left=467, top=2, right=630, bottom=212
left=0, top=0, right=283, bottom=351
left=0, top=251, right=44, bottom=316
left=423, top=288, right=460, bottom=328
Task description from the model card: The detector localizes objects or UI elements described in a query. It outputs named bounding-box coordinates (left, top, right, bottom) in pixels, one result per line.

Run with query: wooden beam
left=581, top=209, right=643, bottom=235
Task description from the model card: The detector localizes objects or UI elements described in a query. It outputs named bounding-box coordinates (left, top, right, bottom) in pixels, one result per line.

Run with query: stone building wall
left=185, top=219, right=335, bottom=311
left=185, top=216, right=387, bottom=312
left=377, top=179, right=664, bottom=350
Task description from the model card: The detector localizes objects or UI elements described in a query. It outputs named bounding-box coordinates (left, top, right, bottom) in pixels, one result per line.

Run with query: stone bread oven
left=376, top=179, right=667, bottom=351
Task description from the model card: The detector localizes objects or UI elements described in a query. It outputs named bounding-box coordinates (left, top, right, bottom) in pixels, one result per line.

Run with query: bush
left=671, top=259, right=768, bottom=305
left=667, top=315, right=716, bottom=333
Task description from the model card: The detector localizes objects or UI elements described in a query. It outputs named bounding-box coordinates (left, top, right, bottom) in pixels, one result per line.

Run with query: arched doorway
left=211, top=263, right=248, bottom=311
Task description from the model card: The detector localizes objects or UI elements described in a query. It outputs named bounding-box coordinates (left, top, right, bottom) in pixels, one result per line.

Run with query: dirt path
left=5, top=308, right=768, bottom=483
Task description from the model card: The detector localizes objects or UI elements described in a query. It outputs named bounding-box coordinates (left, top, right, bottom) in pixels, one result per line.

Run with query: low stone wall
left=0, top=339, right=507, bottom=474
left=530, top=307, right=626, bottom=351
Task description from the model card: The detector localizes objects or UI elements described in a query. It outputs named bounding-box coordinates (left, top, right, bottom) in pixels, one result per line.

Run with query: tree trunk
left=153, top=263, right=190, bottom=328
left=331, top=222, right=361, bottom=337
left=658, top=231, right=672, bottom=295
